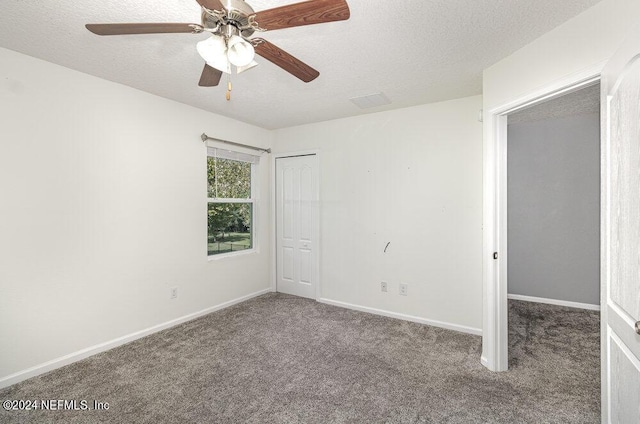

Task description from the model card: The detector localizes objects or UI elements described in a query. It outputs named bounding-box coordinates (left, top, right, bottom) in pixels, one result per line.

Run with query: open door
left=601, top=29, right=640, bottom=423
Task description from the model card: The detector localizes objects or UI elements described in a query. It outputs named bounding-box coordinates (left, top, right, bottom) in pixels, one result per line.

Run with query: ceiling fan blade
left=195, top=0, right=225, bottom=11
left=86, top=23, right=199, bottom=36
left=199, top=64, right=223, bottom=87
left=254, top=0, right=350, bottom=31
left=254, top=39, right=319, bottom=83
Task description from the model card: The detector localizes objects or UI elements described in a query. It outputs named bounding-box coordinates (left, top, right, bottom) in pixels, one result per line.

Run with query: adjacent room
left=1, top=0, right=639, bottom=423
left=506, top=84, right=601, bottom=386
left=508, top=84, right=601, bottom=312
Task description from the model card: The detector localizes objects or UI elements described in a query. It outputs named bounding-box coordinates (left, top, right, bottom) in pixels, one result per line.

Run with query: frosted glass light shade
left=237, top=60, right=258, bottom=74
left=227, top=35, right=255, bottom=67
left=197, top=35, right=230, bottom=74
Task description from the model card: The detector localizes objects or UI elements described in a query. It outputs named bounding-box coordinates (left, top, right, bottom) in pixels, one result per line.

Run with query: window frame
left=207, top=149, right=258, bottom=260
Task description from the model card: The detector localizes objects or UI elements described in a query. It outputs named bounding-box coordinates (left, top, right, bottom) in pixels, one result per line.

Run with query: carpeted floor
left=0, top=294, right=600, bottom=423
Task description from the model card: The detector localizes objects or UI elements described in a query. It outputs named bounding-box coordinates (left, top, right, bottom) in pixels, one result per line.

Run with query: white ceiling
left=1, top=0, right=602, bottom=129
left=509, top=83, right=600, bottom=125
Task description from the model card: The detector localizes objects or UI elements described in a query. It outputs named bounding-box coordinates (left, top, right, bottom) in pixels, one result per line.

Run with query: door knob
left=636, top=321, right=640, bottom=335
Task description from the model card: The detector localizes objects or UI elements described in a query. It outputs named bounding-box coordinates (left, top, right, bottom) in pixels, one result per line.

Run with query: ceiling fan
left=86, top=0, right=350, bottom=97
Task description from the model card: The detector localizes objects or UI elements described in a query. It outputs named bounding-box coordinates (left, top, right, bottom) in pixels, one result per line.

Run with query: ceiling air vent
left=349, top=92, right=391, bottom=109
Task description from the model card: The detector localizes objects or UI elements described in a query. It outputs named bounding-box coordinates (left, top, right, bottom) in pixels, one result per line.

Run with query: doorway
left=481, top=71, right=601, bottom=372
left=505, top=86, right=601, bottom=395
left=274, top=154, right=319, bottom=299
left=484, top=31, right=640, bottom=421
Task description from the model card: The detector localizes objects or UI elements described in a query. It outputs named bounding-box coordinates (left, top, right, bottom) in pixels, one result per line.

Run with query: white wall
left=481, top=0, right=640, bottom=370
left=274, top=96, right=484, bottom=333
left=484, top=0, right=640, bottom=111
left=0, top=47, right=273, bottom=384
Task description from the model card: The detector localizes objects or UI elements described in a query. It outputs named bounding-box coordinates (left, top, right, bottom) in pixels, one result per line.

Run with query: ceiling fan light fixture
left=227, top=35, right=255, bottom=67
left=237, top=60, right=258, bottom=74
left=197, top=35, right=231, bottom=74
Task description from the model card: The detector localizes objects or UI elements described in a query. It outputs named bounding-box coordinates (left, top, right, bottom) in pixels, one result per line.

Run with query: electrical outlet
left=399, top=283, right=408, bottom=296
left=170, top=287, right=178, bottom=299
left=381, top=282, right=388, bottom=292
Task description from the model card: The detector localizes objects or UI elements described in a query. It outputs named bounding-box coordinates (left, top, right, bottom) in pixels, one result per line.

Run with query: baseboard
left=317, top=298, right=482, bottom=336
left=507, top=294, right=600, bottom=311
left=0, top=288, right=271, bottom=389
left=480, top=355, right=489, bottom=368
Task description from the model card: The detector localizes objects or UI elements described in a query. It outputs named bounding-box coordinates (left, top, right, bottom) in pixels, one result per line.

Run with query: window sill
left=208, top=248, right=258, bottom=261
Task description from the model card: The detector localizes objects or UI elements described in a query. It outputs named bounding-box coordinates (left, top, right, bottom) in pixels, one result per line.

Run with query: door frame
left=271, top=150, right=321, bottom=300
left=482, top=64, right=603, bottom=372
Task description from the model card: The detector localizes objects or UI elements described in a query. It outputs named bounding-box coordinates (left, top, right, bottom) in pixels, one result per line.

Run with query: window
left=207, top=147, right=258, bottom=257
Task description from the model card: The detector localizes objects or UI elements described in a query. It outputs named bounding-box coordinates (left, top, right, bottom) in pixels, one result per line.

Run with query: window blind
left=207, top=145, right=260, bottom=164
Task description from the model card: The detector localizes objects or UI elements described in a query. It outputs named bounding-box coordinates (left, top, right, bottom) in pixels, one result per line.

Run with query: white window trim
left=207, top=151, right=259, bottom=260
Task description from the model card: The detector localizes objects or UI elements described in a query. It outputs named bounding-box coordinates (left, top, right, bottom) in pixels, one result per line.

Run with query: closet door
left=275, top=155, right=319, bottom=299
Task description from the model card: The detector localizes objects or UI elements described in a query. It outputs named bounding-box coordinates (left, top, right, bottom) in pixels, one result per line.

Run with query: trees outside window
left=207, top=150, right=257, bottom=256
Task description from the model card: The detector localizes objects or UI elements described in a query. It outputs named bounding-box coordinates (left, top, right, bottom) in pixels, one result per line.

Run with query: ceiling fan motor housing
left=202, top=0, right=256, bottom=38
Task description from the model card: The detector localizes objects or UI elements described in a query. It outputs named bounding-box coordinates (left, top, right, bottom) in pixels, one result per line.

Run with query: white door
left=601, top=30, right=640, bottom=423
left=276, top=155, right=318, bottom=299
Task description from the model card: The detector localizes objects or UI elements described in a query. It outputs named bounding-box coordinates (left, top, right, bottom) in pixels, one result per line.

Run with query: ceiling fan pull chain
left=226, top=75, right=232, bottom=101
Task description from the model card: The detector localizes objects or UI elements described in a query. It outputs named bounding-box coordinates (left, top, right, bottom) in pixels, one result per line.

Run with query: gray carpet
left=0, top=294, right=600, bottom=423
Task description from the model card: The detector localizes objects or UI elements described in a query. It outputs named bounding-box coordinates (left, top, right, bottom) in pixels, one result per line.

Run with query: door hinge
left=493, top=252, right=498, bottom=260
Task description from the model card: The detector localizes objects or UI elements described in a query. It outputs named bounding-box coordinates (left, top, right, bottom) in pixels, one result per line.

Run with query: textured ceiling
left=509, top=83, right=600, bottom=125
left=1, top=0, right=602, bottom=129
